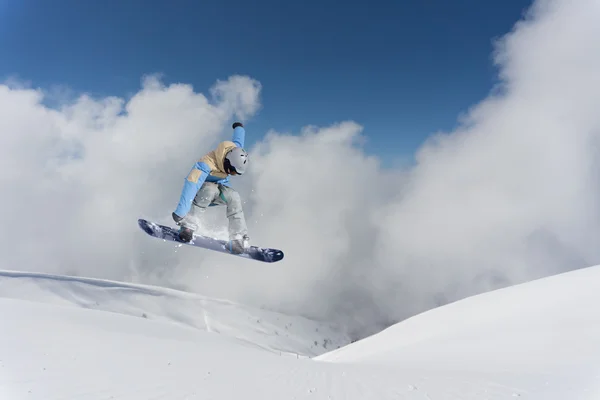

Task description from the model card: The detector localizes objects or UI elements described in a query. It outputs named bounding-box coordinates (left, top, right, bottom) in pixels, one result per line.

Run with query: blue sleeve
left=173, top=162, right=211, bottom=217
left=232, top=126, right=245, bottom=147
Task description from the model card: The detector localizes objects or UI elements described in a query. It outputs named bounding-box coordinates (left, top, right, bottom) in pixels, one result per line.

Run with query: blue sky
left=0, top=0, right=532, bottom=165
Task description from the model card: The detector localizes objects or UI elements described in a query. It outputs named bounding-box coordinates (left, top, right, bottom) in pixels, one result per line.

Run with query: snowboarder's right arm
left=231, top=122, right=245, bottom=148
left=173, top=161, right=211, bottom=218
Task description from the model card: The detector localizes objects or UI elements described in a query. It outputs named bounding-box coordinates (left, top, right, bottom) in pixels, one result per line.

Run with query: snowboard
left=137, top=218, right=284, bottom=263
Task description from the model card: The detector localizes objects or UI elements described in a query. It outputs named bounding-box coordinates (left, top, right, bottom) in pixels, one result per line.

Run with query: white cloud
left=366, top=0, right=600, bottom=326
left=1, top=0, right=599, bottom=340
left=210, top=75, right=262, bottom=121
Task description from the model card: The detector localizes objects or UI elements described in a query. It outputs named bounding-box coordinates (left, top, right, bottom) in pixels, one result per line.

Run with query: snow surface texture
left=2, top=266, right=600, bottom=399
left=0, top=270, right=349, bottom=358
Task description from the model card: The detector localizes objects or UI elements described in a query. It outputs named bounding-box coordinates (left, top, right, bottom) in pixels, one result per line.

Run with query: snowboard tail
left=137, top=219, right=284, bottom=263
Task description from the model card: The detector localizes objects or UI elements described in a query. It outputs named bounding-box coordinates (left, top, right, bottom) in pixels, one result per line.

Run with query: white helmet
left=224, top=147, right=248, bottom=175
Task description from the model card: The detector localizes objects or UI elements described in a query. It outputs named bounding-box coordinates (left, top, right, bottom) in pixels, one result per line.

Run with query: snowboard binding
left=178, top=227, right=194, bottom=243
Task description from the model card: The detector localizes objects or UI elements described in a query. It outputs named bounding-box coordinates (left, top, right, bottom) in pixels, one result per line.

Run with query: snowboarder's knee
left=193, top=182, right=219, bottom=207
left=223, top=188, right=241, bottom=207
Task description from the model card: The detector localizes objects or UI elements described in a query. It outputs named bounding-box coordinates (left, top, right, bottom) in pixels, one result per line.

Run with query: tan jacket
left=187, top=140, right=237, bottom=183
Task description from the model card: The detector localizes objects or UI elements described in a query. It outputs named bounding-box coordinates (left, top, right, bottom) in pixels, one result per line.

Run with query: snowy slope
left=317, top=265, right=600, bottom=397
left=0, top=270, right=349, bottom=357
left=0, top=295, right=535, bottom=400
left=2, top=266, right=600, bottom=399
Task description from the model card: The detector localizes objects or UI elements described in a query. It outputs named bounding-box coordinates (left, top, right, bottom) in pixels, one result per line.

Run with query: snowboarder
left=171, top=122, right=250, bottom=254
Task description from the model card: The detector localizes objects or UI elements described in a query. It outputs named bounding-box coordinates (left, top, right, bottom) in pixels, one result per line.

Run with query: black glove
left=232, top=122, right=243, bottom=129
left=172, top=212, right=183, bottom=225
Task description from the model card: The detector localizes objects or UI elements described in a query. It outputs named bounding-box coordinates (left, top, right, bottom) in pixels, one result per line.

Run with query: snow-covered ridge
left=0, top=269, right=350, bottom=357
left=317, top=263, right=600, bottom=370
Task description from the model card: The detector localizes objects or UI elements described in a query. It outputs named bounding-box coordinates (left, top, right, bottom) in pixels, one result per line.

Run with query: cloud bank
left=1, top=0, right=600, bottom=339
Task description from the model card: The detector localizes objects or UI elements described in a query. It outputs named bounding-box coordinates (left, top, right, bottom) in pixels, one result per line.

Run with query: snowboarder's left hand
left=172, top=212, right=183, bottom=225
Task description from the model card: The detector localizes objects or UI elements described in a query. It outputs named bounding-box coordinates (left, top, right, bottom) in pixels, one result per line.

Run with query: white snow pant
left=181, top=182, right=248, bottom=240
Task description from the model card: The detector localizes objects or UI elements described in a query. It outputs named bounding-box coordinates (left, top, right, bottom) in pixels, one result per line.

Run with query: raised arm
left=231, top=122, right=245, bottom=148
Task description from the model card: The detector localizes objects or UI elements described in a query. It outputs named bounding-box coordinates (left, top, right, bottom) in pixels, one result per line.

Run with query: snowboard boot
left=172, top=212, right=196, bottom=243
left=228, top=234, right=250, bottom=254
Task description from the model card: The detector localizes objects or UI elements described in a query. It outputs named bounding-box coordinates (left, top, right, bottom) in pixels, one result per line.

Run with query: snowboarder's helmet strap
left=224, top=147, right=248, bottom=175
